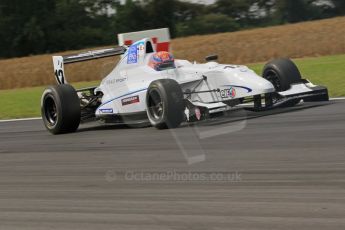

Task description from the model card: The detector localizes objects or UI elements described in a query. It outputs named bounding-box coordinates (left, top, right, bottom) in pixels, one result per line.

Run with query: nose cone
left=240, top=71, right=275, bottom=94
left=256, top=78, right=275, bottom=93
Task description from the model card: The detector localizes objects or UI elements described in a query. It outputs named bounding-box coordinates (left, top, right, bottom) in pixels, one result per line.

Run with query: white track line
left=0, top=98, right=344, bottom=123
left=0, top=117, right=41, bottom=123
left=330, top=97, right=345, bottom=101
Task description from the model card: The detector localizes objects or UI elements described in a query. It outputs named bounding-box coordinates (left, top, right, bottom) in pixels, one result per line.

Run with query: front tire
left=146, top=79, right=185, bottom=129
left=41, top=85, right=81, bottom=134
left=263, top=58, right=302, bottom=106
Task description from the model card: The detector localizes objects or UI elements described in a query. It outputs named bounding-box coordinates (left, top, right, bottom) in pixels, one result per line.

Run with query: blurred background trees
left=0, top=0, right=343, bottom=58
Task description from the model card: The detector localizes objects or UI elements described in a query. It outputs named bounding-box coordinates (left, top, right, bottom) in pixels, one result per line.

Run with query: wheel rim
left=44, top=96, right=58, bottom=126
left=265, top=70, right=283, bottom=92
left=148, top=90, right=164, bottom=120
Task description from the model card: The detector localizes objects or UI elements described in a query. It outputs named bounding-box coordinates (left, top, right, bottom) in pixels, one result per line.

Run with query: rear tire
left=263, top=58, right=302, bottom=107
left=146, top=79, right=185, bottom=129
left=41, top=85, right=81, bottom=134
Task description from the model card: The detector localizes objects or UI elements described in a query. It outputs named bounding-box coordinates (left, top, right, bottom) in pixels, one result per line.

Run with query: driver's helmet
left=148, top=51, right=176, bottom=71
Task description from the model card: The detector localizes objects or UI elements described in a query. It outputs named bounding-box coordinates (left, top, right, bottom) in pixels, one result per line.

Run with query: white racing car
left=41, top=38, right=328, bottom=134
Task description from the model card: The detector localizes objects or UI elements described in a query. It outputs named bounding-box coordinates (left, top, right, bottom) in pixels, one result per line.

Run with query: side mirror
left=205, top=54, right=218, bottom=62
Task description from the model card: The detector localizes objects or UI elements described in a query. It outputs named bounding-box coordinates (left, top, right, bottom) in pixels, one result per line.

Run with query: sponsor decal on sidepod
left=122, top=96, right=140, bottom=106
left=100, top=108, right=114, bottom=114
left=220, top=87, right=236, bottom=99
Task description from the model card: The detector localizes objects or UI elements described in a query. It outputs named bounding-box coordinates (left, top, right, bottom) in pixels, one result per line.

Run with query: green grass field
left=0, top=54, right=344, bottom=120
left=0, top=81, right=99, bottom=119
left=249, top=54, right=345, bottom=97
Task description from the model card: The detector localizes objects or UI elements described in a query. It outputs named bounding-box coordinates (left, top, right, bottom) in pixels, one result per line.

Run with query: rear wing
left=52, top=46, right=127, bottom=85
left=118, top=28, right=170, bottom=53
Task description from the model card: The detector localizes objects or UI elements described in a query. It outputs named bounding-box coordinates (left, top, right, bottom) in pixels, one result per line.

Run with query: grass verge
left=0, top=81, right=99, bottom=119
left=248, top=54, right=345, bottom=97
left=0, top=54, right=344, bottom=119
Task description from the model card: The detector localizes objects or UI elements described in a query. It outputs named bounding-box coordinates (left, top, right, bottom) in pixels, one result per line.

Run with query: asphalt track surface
left=0, top=100, right=344, bottom=230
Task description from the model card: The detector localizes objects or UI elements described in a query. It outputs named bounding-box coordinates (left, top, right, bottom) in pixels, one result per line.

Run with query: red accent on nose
left=124, top=40, right=133, bottom=46
left=152, top=37, right=158, bottom=44
left=156, top=42, right=170, bottom=52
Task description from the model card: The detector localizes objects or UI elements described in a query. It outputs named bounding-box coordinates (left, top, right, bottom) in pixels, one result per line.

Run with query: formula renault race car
left=41, top=38, right=329, bottom=134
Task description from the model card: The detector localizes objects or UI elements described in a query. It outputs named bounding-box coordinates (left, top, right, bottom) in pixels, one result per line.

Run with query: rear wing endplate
left=52, top=46, right=127, bottom=85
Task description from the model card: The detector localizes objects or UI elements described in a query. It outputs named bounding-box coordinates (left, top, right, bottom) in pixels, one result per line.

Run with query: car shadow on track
left=77, top=101, right=333, bottom=133
left=191, top=101, right=333, bottom=128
